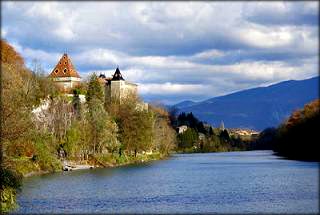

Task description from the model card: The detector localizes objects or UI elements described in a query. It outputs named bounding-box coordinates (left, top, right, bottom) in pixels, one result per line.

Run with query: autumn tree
left=151, top=106, right=177, bottom=155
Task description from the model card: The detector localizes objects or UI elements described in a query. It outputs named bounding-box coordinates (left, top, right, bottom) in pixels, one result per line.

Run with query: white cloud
left=193, top=49, right=225, bottom=59
left=138, top=82, right=208, bottom=95
left=1, top=28, right=7, bottom=37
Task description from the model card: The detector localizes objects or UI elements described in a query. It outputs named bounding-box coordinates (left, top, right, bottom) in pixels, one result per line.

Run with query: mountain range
left=173, top=76, right=319, bottom=131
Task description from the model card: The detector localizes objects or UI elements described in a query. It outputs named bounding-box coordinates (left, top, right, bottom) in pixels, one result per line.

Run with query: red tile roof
left=49, top=53, right=80, bottom=78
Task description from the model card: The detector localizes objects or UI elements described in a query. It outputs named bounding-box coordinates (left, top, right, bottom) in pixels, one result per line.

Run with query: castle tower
left=49, top=53, right=81, bottom=92
left=105, top=67, right=137, bottom=104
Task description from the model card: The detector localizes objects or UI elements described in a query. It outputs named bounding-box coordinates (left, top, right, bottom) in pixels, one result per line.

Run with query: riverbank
left=12, top=152, right=168, bottom=178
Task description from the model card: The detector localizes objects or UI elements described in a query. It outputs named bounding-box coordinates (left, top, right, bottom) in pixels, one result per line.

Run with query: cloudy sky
left=2, top=1, right=319, bottom=104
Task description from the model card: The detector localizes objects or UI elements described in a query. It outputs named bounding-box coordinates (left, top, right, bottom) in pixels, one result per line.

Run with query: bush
left=0, top=168, right=23, bottom=213
left=1, top=187, right=18, bottom=213
left=0, top=168, right=22, bottom=189
left=32, top=133, right=62, bottom=172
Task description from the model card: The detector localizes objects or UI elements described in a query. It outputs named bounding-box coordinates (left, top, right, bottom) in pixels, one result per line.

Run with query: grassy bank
left=9, top=152, right=167, bottom=179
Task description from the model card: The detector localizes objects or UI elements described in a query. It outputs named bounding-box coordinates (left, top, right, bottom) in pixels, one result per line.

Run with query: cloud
left=139, top=83, right=208, bottom=96
left=1, top=1, right=318, bottom=104
left=243, top=2, right=319, bottom=26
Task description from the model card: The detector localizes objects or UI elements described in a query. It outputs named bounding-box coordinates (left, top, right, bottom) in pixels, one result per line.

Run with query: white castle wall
left=53, top=77, right=81, bottom=90
left=108, top=80, right=138, bottom=102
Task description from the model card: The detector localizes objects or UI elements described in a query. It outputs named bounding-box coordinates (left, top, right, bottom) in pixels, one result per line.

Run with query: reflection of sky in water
left=16, top=151, right=319, bottom=213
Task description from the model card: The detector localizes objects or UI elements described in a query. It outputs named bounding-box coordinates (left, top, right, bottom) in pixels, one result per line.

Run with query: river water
left=15, top=151, right=319, bottom=213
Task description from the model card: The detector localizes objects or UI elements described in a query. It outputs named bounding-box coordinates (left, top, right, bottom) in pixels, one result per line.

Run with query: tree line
left=252, top=99, right=319, bottom=161
left=169, top=110, right=250, bottom=153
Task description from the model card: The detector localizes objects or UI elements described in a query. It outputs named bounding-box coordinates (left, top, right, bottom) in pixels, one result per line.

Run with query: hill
left=174, top=77, right=319, bottom=130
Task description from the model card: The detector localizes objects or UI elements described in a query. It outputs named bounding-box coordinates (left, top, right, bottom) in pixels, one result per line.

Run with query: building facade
left=105, top=67, right=138, bottom=104
left=49, top=53, right=81, bottom=92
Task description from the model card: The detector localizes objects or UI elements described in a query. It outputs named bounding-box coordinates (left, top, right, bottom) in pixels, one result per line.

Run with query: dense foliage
left=253, top=99, right=319, bottom=161
left=1, top=39, right=59, bottom=212
left=170, top=111, right=250, bottom=153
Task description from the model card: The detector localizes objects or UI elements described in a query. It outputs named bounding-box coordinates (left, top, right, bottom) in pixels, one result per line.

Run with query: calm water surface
left=15, top=151, right=319, bottom=213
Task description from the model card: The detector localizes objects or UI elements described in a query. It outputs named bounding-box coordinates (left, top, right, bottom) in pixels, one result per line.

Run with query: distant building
left=98, top=73, right=111, bottom=86
left=105, top=67, right=138, bottom=104
left=220, top=121, right=225, bottom=130
left=178, top=125, right=188, bottom=134
left=49, top=53, right=81, bottom=92
left=198, top=132, right=206, bottom=140
left=229, top=128, right=259, bottom=136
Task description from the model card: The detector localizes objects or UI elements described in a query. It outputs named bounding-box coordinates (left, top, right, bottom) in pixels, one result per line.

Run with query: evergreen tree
left=72, top=89, right=81, bottom=119
left=86, top=73, right=104, bottom=105
left=177, top=128, right=198, bottom=149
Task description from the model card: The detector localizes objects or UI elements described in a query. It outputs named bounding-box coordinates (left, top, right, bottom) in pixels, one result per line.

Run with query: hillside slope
left=176, top=77, right=319, bottom=130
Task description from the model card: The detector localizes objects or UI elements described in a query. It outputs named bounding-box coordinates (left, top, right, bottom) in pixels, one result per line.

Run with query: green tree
left=86, top=98, right=118, bottom=155
left=177, top=128, right=198, bottom=149
left=86, top=73, right=104, bottom=105
left=115, top=96, right=154, bottom=157
left=72, top=89, right=81, bottom=119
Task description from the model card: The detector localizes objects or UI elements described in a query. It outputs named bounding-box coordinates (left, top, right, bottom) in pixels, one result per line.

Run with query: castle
left=48, top=53, right=81, bottom=92
left=99, top=67, right=138, bottom=104
left=49, top=53, right=142, bottom=106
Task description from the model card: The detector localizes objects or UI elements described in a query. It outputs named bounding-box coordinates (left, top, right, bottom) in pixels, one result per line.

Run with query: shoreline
left=23, top=153, right=169, bottom=178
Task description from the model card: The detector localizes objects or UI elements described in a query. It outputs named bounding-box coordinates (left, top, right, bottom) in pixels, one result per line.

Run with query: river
left=15, top=150, right=319, bottom=213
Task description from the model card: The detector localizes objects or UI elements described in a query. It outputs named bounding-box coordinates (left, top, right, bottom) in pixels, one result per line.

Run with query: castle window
left=55, top=69, right=58, bottom=73
left=64, top=69, right=67, bottom=73
left=64, top=62, right=67, bottom=65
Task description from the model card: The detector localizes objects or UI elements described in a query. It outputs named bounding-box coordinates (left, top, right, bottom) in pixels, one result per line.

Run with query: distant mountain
left=173, top=100, right=197, bottom=109
left=174, top=76, right=319, bottom=131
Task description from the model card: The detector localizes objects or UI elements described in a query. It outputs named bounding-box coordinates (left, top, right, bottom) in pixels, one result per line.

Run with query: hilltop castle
left=49, top=53, right=142, bottom=106
left=48, top=53, right=81, bottom=92
left=99, top=67, right=138, bottom=104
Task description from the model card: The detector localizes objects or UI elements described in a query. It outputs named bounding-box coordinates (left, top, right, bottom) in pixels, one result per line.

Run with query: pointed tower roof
left=49, top=53, right=80, bottom=78
left=111, top=67, right=125, bottom=81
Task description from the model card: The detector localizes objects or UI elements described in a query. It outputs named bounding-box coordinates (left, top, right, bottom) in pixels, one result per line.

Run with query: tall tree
left=86, top=73, right=104, bottom=105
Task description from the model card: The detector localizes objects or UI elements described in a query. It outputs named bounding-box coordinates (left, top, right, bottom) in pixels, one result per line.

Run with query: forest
left=169, top=111, right=251, bottom=153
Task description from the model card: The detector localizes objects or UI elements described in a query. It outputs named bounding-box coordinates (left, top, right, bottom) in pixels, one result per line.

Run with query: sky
left=1, top=1, right=319, bottom=104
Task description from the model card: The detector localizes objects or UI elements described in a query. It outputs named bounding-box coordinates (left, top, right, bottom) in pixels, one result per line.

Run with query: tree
left=1, top=39, right=24, bottom=66
left=72, top=89, right=81, bottom=119
left=48, top=96, right=73, bottom=147
left=168, top=106, right=179, bottom=127
left=114, top=96, right=154, bottom=157
left=219, top=129, right=230, bottom=142
left=177, top=128, right=198, bottom=149
left=151, top=106, right=177, bottom=155
left=86, top=73, right=104, bottom=105
left=1, top=39, right=60, bottom=212
left=87, top=98, right=106, bottom=154
left=274, top=99, right=320, bottom=161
